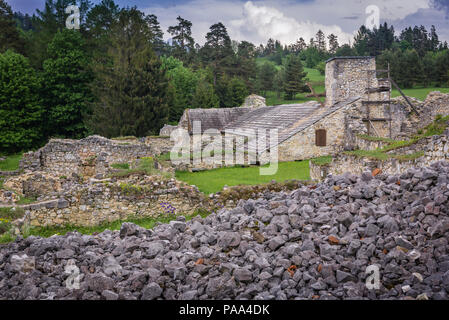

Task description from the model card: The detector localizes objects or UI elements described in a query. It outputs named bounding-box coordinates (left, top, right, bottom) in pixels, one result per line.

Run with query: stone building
left=19, top=136, right=154, bottom=178
left=171, top=56, right=449, bottom=164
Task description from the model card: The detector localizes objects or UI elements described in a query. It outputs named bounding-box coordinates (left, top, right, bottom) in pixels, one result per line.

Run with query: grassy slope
left=176, top=161, right=310, bottom=194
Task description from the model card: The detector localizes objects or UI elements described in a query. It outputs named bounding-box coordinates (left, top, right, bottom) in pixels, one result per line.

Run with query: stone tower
left=325, top=56, right=393, bottom=138
left=325, top=56, right=378, bottom=107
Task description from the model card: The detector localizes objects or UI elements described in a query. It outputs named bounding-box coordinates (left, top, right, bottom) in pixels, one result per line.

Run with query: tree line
left=1, top=0, right=448, bottom=153
left=257, top=23, right=449, bottom=91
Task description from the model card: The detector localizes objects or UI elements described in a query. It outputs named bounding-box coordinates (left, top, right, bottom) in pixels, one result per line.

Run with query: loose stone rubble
left=1, top=162, right=449, bottom=300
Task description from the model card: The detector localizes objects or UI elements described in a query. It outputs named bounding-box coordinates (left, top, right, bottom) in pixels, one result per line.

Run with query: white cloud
left=230, top=1, right=355, bottom=46
left=141, top=0, right=438, bottom=46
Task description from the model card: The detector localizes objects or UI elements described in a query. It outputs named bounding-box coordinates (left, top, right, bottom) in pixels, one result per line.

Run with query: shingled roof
left=178, top=107, right=253, bottom=134
left=224, top=96, right=361, bottom=154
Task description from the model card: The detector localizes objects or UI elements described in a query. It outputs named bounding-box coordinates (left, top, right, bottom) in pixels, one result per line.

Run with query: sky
left=7, top=0, right=449, bottom=46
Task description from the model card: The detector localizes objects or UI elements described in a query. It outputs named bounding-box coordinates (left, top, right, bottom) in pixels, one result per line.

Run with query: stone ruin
left=19, top=135, right=154, bottom=179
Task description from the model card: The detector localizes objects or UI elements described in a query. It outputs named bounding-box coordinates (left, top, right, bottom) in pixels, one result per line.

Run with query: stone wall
left=273, top=101, right=367, bottom=162
left=310, top=130, right=449, bottom=180
left=144, top=136, right=173, bottom=155
left=20, top=136, right=153, bottom=179
left=18, top=176, right=208, bottom=227
left=10, top=173, right=308, bottom=228
left=325, top=57, right=377, bottom=107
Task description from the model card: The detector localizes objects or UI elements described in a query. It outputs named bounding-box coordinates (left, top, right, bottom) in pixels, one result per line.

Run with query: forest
left=1, top=0, right=449, bottom=153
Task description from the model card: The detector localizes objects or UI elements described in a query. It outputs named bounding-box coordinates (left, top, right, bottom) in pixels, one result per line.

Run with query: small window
left=315, top=129, right=327, bottom=147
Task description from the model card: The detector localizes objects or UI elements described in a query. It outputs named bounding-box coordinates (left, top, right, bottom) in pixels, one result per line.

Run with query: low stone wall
left=20, top=176, right=208, bottom=228
left=20, top=136, right=153, bottom=179
left=0, top=171, right=20, bottom=177
left=144, top=136, right=173, bottom=155
left=7, top=171, right=309, bottom=228
left=311, top=130, right=449, bottom=181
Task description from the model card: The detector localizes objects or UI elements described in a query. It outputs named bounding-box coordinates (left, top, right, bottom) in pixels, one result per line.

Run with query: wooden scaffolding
left=362, top=63, right=419, bottom=138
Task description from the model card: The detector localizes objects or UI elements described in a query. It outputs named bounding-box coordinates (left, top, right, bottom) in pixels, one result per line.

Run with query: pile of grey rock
left=1, top=161, right=449, bottom=300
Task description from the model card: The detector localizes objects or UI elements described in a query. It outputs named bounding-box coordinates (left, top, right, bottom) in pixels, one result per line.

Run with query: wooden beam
left=362, top=100, right=393, bottom=104
left=365, top=87, right=390, bottom=93
left=362, top=118, right=392, bottom=121
left=389, top=77, right=420, bottom=115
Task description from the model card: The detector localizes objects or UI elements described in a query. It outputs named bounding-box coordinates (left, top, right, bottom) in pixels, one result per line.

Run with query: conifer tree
left=89, top=8, right=170, bottom=137
left=284, top=55, right=307, bottom=100
left=0, top=0, right=25, bottom=53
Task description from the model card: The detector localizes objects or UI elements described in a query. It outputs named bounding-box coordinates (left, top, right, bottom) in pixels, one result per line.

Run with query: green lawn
left=176, top=161, right=310, bottom=194
left=0, top=154, right=22, bottom=171
left=392, top=87, right=449, bottom=101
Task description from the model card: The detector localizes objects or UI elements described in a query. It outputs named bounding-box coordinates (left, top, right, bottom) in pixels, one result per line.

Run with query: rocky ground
left=1, top=162, right=449, bottom=300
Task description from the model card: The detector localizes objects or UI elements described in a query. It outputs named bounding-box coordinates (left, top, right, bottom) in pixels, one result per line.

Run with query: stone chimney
left=325, top=56, right=377, bottom=107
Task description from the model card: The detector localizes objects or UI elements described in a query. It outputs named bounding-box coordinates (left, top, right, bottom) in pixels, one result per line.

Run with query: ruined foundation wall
left=20, top=136, right=153, bottom=178
left=310, top=130, right=449, bottom=180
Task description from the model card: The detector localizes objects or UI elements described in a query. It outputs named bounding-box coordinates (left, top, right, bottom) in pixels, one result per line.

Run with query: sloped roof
left=179, top=107, right=253, bottom=134
left=224, top=96, right=361, bottom=154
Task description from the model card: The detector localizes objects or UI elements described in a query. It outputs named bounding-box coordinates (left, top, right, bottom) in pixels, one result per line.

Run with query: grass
left=110, top=157, right=173, bottom=179
left=310, top=156, right=333, bottom=166
left=15, top=196, right=37, bottom=205
left=0, top=154, right=22, bottom=171
left=0, top=208, right=212, bottom=243
left=392, top=87, right=449, bottom=101
left=357, top=134, right=396, bottom=143
left=176, top=160, right=310, bottom=194
left=0, top=207, right=25, bottom=220
left=0, top=207, right=25, bottom=241
left=111, top=136, right=137, bottom=141
left=347, top=115, right=449, bottom=162
left=111, top=163, right=130, bottom=170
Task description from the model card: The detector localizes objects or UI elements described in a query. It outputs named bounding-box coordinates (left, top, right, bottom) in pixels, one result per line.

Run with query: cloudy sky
left=8, top=0, right=449, bottom=45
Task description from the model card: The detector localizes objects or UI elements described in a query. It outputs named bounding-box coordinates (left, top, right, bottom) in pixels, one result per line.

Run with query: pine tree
left=284, top=55, right=307, bottom=100
left=89, top=8, right=170, bottom=137
left=202, top=22, right=235, bottom=86
left=236, top=41, right=257, bottom=90
left=85, top=0, right=119, bottom=57
left=0, top=0, right=25, bottom=54
left=167, top=16, right=194, bottom=64
left=315, top=30, right=326, bottom=52
left=146, top=14, right=165, bottom=56
left=273, top=69, right=285, bottom=99
left=257, top=62, right=277, bottom=96
left=430, top=25, right=440, bottom=51
left=328, top=34, right=339, bottom=54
